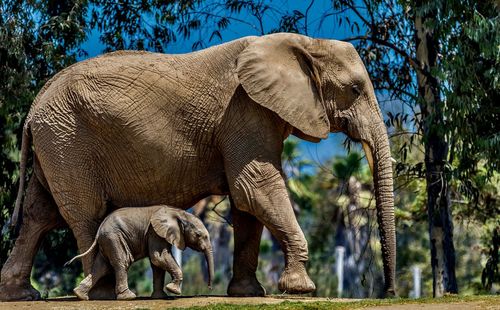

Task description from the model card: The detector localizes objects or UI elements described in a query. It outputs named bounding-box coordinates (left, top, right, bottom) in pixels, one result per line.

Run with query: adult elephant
left=0, top=33, right=396, bottom=300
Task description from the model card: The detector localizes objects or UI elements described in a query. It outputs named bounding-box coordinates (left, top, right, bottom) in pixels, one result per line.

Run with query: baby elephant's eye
left=352, top=84, right=361, bottom=97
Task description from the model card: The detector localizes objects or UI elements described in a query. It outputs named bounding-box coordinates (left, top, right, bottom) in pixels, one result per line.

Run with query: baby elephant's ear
left=151, top=208, right=186, bottom=250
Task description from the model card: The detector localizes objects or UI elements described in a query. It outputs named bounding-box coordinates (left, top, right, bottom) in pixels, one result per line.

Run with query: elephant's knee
left=149, top=252, right=163, bottom=267
left=230, top=160, right=285, bottom=214
left=21, top=177, right=63, bottom=228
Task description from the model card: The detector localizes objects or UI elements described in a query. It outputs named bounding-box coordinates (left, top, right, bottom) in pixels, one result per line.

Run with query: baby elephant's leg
left=111, top=260, right=135, bottom=300
left=150, top=249, right=183, bottom=295
left=164, top=253, right=183, bottom=295
left=99, top=236, right=136, bottom=300
left=150, top=264, right=168, bottom=299
left=74, top=254, right=111, bottom=300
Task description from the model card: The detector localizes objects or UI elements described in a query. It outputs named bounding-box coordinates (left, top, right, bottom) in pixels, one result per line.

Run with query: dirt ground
left=0, top=296, right=498, bottom=310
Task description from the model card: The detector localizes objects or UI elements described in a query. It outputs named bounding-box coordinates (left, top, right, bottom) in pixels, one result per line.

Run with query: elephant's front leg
left=150, top=249, right=183, bottom=295
left=149, top=237, right=183, bottom=295
left=163, top=255, right=183, bottom=295
left=227, top=203, right=266, bottom=296
left=227, top=160, right=316, bottom=294
left=150, top=264, right=168, bottom=299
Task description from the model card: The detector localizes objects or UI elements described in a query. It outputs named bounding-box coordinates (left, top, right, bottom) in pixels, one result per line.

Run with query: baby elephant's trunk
left=204, top=247, right=214, bottom=289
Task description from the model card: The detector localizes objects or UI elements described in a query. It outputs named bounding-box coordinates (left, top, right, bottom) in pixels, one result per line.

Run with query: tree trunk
left=414, top=1, right=458, bottom=297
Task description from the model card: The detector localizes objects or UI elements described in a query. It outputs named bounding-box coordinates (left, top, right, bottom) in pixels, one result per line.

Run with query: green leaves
left=332, top=152, right=364, bottom=181
left=440, top=2, right=500, bottom=195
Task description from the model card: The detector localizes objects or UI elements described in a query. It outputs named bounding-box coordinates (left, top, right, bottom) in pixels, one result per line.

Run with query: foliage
left=31, top=229, right=80, bottom=298
left=481, top=219, right=500, bottom=291
left=87, top=0, right=334, bottom=51
left=440, top=2, right=499, bottom=183
left=321, top=0, right=500, bottom=293
left=127, top=258, right=153, bottom=295
left=178, top=250, right=217, bottom=296
left=287, top=147, right=385, bottom=297
left=88, top=0, right=189, bottom=52
left=282, top=137, right=318, bottom=211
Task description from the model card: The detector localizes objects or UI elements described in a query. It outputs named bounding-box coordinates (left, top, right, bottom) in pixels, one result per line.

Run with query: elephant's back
left=99, top=206, right=156, bottom=234
left=28, top=51, right=191, bottom=147
left=26, top=51, right=171, bottom=120
left=29, top=37, right=249, bottom=127
left=28, top=38, right=248, bottom=209
left=29, top=36, right=250, bottom=153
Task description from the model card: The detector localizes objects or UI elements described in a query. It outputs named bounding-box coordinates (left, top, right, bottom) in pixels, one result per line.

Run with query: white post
left=172, top=246, right=182, bottom=267
left=335, top=246, right=345, bottom=298
left=412, top=265, right=421, bottom=298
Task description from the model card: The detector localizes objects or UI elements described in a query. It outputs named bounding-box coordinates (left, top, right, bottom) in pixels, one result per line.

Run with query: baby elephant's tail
left=64, top=239, right=98, bottom=267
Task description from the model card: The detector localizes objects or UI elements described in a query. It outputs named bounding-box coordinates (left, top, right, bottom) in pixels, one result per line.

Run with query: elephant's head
left=151, top=207, right=214, bottom=289
left=237, top=33, right=396, bottom=296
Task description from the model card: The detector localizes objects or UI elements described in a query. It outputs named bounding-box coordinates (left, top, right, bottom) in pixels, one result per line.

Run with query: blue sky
left=80, top=0, right=384, bottom=169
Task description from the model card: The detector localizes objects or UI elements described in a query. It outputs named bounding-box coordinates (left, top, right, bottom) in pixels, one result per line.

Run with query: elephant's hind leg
left=0, top=175, right=65, bottom=301
left=73, top=253, right=111, bottom=300
left=48, top=171, right=116, bottom=299
left=58, top=202, right=117, bottom=300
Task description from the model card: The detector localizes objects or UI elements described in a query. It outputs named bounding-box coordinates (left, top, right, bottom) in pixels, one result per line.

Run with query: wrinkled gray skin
left=67, top=206, right=214, bottom=300
left=0, top=33, right=396, bottom=300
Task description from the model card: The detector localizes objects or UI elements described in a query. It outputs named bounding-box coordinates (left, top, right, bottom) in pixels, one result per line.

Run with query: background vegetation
left=0, top=0, right=498, bottom=299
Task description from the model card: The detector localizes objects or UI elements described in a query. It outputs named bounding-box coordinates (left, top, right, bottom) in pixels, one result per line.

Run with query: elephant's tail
left=64, top=238, right=98, bottom=267
left=11, top=123, right=31, bottom=228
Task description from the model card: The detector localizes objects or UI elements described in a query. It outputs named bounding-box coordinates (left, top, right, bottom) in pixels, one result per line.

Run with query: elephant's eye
left=352, top=84, right=361, bottom=97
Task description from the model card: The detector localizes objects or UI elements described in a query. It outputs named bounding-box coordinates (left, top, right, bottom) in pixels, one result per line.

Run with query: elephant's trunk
left=204, top=247, right=214, bottom=289
left=361, top=114, right=396, bottom=297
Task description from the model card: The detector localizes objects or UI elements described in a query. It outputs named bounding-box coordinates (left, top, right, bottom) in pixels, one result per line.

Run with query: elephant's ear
left=151, top=208, right=186, bottom=250
left=237, top=34, right=330, bottom=140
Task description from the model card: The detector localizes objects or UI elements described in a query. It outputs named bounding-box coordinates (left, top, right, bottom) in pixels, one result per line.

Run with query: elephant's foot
left=228, top=275, right=266, bottom=296
left=384, top=288, right=397, bottom=298
left=88, top=274, right=116, bottom=300
left=0, top=281, right=41, bottom=301
left=151, top=289, right=169, bottom=299
left=73, top=275, right=92, bottom=300
left=165, top=281, right=182, bottom=295
left=116, top=289, right=136, bottom=300
left=73, top=286, right=89, bottom=301
left=278, top=263, right=315, bottom=294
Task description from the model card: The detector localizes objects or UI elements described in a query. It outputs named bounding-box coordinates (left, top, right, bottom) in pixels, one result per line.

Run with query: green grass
left=171, top=295, right=500, bottom=310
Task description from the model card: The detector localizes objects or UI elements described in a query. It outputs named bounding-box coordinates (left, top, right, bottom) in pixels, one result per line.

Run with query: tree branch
left=304, top=0, right=315, bottom=36
left=346, top=1, right=371, bottom=28
left=210, top=196, right=232, bottom=226
left=390, top=131, right=421, bottom=139
left=189, top=11, right=260, bottom=33
left=343, top=35, right=423, bottom=74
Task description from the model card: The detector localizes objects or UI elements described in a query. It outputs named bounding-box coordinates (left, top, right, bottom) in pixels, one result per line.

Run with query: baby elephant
left=66, top=205, right=214, bottom=300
